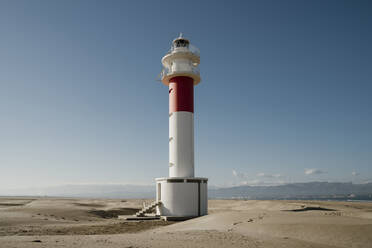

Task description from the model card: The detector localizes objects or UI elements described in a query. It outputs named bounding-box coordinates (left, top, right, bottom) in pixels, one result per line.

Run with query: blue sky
left=0, top=0, right=371, bottom=189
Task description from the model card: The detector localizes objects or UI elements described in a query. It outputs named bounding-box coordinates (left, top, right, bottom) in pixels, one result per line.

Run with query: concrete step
left=125, top=216, right=160, bottom=221
left=134, top=201, right=161, bottom=217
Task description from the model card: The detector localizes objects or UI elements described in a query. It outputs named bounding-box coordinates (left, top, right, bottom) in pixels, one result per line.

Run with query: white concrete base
left=155, top=177, right=208, bottom=217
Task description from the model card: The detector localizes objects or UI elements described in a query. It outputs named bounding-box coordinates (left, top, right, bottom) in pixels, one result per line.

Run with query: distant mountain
left=1, top=182, right=371, bottom=200
left=209, top=182, right=372, bottom=200
left=0, top=184, right=155, bottom=198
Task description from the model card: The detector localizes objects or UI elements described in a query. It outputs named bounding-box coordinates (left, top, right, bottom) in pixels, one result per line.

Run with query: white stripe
left=169, top=111, right=194, bottom=177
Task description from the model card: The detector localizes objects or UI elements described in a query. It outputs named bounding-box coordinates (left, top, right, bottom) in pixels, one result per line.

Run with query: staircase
left=135, top=201, right=161, bottom=217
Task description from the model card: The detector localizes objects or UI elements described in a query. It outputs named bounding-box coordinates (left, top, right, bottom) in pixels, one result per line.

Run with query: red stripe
left=169, top=76, right=194, bottom=113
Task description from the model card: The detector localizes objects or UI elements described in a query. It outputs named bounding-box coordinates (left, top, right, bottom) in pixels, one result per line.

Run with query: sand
left=0, top=197, right=371, bottom=248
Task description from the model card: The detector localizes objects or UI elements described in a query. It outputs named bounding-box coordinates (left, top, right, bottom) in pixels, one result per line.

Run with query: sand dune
left=0, top=197, right=371, bottom=247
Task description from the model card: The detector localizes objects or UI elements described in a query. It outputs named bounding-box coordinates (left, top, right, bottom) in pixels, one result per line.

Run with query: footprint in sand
left=232, top=221, right=242, bottom=226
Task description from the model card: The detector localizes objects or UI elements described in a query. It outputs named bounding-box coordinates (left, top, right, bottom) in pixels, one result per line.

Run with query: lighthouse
left=155, top=34, right=208, bottom=218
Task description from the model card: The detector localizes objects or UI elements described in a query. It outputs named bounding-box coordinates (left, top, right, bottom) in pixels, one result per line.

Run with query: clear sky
left=0, top=0, right=371, bottom=189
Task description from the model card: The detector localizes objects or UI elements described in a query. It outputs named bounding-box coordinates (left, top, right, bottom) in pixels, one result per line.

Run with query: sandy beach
left=0, top=197, right=371, bottom=248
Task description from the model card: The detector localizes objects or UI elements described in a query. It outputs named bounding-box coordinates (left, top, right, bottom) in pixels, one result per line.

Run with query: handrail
left=161, top=66, right=200, bottom=78
left=165, top=43, right=200, bottom=57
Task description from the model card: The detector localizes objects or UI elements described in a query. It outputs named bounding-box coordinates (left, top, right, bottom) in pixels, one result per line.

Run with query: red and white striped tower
left=156, top=34, right=208, bottom=218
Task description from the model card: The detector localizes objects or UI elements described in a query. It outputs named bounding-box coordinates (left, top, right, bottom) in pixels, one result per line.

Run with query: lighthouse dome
left=172, top=35, right=190, bottom=48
